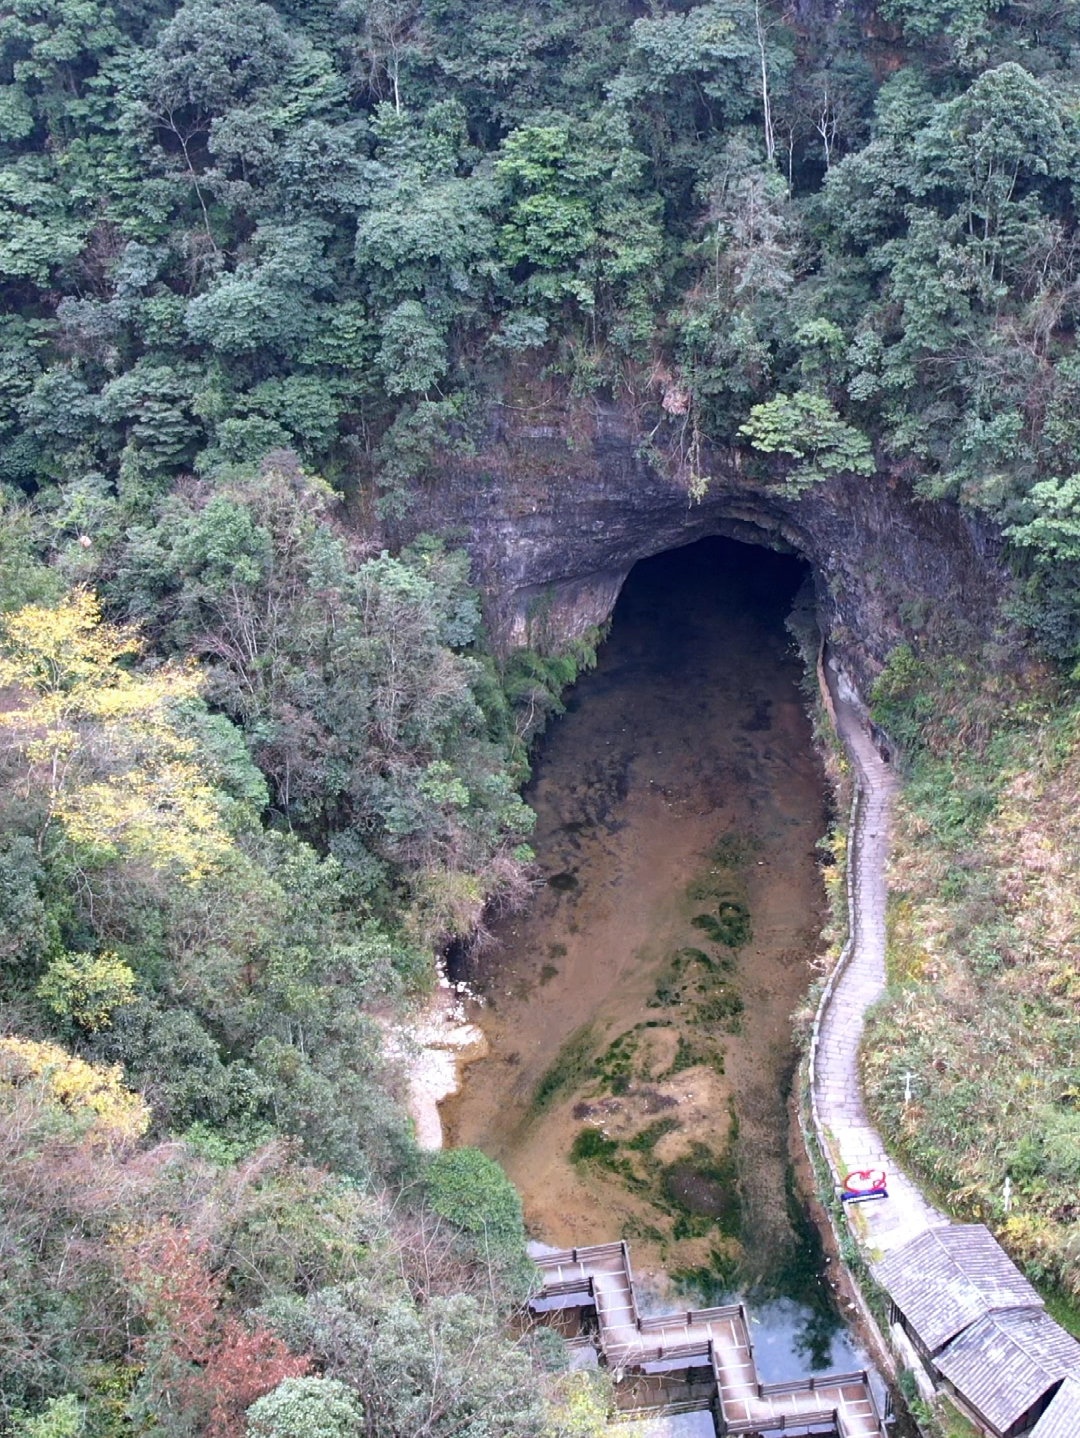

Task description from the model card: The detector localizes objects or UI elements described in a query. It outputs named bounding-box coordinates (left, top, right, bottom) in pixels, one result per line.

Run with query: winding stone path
left=811, top=657, right=946, bottom=1258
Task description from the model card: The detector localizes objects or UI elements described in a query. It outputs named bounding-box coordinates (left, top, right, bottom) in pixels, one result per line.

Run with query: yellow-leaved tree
left=0, top=1036, right=150, bottom=1142
left=36, top=950, right=138, bottom=1031
left=0, top=590, right=231, bottom=880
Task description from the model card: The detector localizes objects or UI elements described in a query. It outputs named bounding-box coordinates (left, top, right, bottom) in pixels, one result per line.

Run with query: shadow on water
left=444, top=537, right=871, bottom=1384
left=669, top=1146, right=858, bottom=1380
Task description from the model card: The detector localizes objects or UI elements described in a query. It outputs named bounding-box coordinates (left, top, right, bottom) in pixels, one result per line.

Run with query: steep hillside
left=3, top=1, right=1080, bottom=1432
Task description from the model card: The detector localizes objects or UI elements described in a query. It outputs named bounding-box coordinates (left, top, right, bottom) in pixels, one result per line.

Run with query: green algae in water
left=622, top=1216, right=667, bottom=1246
left=675, top=945, right=734, bottom=974
left=676, top=945, right=712, bottom=967
left=718, top=900, right=751, bottom=946
left=649, top=951, right=714, bottom=1009
left=594, top=1027, right=641, bottom=1093
left=531, top=1024, right=595, bottom=1111
left=627, top=1117, right=680, bottom=1152
left=692, top=900, right=752, bottom=948
left=570, top=1127, right=620, bottom=1165
left=660, top=1031, right=725, bottom=1077
left=646, top=955, right=687, bottom=1009
left=663, top=1139, right=742, bottom=1239
left=685, top=876, right=730, bottom=902
left=569, top=1126, right=649, bottom=1191
left=758, top=1165, right=846, bottom=1370
left=695, top=985, right=745, bottom=1030
left=710, top=832, right=762, bottom=867
left=666, top=1033, right=702, bottom=1076
left=671, top=1246, right=743, bottom=1299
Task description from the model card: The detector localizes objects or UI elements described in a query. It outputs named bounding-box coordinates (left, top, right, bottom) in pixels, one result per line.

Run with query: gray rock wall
left=401, top=403, right=1007, bottom=696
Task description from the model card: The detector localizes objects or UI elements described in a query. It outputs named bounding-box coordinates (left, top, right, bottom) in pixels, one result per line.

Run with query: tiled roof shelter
left=1030, top=1375, right=1080, bottom=1438
left=873, top=1224, right=1041, bottom=1355
left=934, top=1309, right=1080, bottom=1438
left=873, top=1224, right=1080, bottom=1438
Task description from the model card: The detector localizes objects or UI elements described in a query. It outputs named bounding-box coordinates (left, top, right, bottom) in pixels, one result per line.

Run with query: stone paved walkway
left=812, top=658, right=946, bottom=1258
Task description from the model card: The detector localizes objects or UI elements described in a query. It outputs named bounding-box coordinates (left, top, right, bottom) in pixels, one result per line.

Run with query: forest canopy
left=4, top=0, right=1080, bottom=1434
left=1, top=0, right=1079, bottom=614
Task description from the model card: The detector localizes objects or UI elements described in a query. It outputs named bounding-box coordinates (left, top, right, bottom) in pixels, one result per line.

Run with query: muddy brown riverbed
left=443, top=538, right=861, bottom=1373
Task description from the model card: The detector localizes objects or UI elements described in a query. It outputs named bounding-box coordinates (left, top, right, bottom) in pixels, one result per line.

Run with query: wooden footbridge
left=531, top=1242, right=886, bottom=1437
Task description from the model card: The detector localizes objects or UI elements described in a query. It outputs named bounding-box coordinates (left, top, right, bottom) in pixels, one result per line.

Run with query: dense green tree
left=495, top=120, right=664, bottom=346
left=739, top=389, right=875, bottom=491
left=424, top=1146, right=525, bottom=1249
left=271, top=1286, right=547, bottom=1438
left=247, top=1377, right=363, bottom=1438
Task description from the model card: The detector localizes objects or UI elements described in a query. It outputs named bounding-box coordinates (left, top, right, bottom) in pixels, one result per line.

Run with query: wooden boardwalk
left=531, top=1242, right=885, bottom=1436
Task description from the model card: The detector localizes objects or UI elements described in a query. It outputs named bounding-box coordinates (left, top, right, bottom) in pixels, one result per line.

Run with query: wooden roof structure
left=873, top=1223, right=1080, bottom=1437
left=1030, top=1375, right=1080, bottom=1438
left=872, top=1224, right=1042, bottom=1354
left=934, top=1308, right=1080, bottom=1437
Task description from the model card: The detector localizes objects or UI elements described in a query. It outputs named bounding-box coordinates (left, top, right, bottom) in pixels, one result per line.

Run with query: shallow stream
left=443, top=537, right=868, bottom=1380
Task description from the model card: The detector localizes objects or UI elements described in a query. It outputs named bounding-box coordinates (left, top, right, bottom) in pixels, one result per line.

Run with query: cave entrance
left=444, top=533, right=869, bottom=1386
left=604, top=535, right=812, bottom=684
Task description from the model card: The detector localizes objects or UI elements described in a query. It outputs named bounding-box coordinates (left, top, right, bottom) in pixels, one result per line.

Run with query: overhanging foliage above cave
left=2, top=0, right=1080, bottom=654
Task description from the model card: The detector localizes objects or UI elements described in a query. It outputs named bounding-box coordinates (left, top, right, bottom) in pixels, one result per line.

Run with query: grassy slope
left=861, top=651, right=1080, bottom=1320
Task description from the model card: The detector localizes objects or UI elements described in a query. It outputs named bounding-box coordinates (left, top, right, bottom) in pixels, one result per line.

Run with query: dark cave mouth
left=605, top=534, right=814, bottom=672
left=447, top=535, right=817, bottom=984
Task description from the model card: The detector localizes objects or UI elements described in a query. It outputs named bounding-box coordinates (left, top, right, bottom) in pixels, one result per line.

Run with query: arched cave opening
left=606, top=534, right=813, bottom=666
left=446, top=533, right=819, bottom=989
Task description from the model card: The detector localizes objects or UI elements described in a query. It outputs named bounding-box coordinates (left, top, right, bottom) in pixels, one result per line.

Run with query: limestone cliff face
left=402, top=403, right=1006, bottom=699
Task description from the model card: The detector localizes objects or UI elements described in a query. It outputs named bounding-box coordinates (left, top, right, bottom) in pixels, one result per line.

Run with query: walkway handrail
left=536, top=1276, right=594, bottom=1300
left=532, top=1240, right=884, bottom=1433
left=638, top=1302, right=744, bottom=1332
left=758, top=1369, right=870, bottom=1399
left=725, top=1413, right=841, bottom=1436
left=535, top=1240, right=627, bottom=1265
left=627, top=1339, right=716, bottom=1368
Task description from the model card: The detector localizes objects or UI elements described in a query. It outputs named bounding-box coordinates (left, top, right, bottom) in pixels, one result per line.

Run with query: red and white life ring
left=842, top=1168, right=887, bottom=1195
